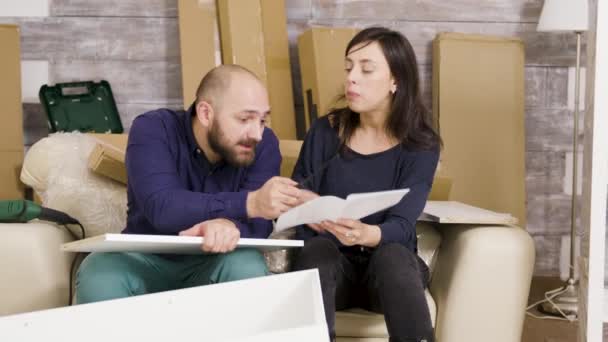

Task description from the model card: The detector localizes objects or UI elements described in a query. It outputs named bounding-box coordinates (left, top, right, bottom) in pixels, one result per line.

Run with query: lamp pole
left=540, top=30, right=583, bottom=318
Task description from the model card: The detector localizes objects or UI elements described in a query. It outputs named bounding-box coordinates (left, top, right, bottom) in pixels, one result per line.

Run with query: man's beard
left=208, top=123, right=258, bottom=167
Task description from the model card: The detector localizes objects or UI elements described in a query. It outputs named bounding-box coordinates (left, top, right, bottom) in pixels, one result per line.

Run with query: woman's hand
left=320, top=219, right=381, bottom=247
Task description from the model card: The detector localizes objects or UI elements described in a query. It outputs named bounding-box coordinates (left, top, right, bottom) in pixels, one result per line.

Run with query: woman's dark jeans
left=293, top=236, right=434, bottom=342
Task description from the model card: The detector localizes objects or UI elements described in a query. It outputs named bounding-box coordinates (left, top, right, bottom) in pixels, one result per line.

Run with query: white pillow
left=21, top=132, right=127, bottom=238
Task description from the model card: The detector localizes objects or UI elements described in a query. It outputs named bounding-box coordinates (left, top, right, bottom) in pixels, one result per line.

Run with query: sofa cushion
left=335, top=289, right=436, bottom=338
left=21, top=133, right=127, bottom=238
left=0, top=222, right=75, bottom=315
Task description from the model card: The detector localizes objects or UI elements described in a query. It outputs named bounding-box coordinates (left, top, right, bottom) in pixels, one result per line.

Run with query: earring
left=391, top=88, right=396, bottom=94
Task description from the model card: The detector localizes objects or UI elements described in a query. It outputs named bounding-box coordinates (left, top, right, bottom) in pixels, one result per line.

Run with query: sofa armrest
left=429, top=225, right=534, bottom=342
left=0, top=222, right=75, bottom=316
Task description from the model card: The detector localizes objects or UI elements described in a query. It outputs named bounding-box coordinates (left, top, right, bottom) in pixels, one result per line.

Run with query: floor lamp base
left=538, top=280, right=579, bottom=318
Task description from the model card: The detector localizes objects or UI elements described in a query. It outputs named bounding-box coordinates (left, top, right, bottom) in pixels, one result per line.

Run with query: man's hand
left=247, top=176, right=300, bottom=219
left=179, top=218, right=240, bottom=253
left=319, top=219, right=381, bottom=247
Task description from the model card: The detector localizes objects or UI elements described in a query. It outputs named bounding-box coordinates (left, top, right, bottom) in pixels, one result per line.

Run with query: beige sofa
left=0, top=134, right=535, bottom=342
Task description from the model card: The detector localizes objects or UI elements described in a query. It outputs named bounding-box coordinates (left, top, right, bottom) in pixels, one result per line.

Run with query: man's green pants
left=75, top=248, right=269, bottom=304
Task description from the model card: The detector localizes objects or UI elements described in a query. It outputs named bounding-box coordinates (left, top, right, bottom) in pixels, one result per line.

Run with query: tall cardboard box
left=178, top=0, right=221, bottom=109
left=297, top=28, right=358, bottom=132
left=432, top=33, right=526, bottom=226
left=278, top=139, right=301, bottom=178
left=0, top=25, right=25, bottom=199
left=217, top=0, right=297, bottom=140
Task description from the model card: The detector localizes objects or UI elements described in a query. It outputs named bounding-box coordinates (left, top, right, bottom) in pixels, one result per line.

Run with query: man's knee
left=212, top=248, right=269, bottom=283
left=76, top=253, right=144, bottom=304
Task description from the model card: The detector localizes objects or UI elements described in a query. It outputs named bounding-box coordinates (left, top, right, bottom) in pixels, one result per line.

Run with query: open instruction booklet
left=274, top=189, right=410, bottom=232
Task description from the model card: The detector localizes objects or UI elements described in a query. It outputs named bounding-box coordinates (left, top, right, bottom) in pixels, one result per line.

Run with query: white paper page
left=275, top=196, right=346, bottom=231
left=275, top=189, right=410, bottom=231
left=341, top=189, right=410, bottom=220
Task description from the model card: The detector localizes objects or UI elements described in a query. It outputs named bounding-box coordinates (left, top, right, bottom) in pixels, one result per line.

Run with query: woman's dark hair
left=329, top=26, right=441, bottom=151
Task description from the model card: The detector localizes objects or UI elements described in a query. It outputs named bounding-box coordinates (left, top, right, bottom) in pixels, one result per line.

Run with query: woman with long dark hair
left=292, top=27, right=441, bottom=342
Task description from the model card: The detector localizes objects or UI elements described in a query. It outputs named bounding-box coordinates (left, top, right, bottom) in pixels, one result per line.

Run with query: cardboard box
left=278, top=139, right=302, bottom=178
left=297, top=28, right=358, bottom=132
left=0, top=25, right=25, bottom=200
left=178, top=0, right=221, bottom=109
left=0, top=270, right=329, bottom=341
left=432, top=33, right=526, bottom=225
left=0, top=25, right=23, bottom=151
left=0, top=150, right=25, bottom=200
left=87, top=134, right=128, bottom=184
left=427, top=176, right=452, bottom=201
left=259, top=0, right=297, bottom=140
left=217, top=0, right=297, bottom=140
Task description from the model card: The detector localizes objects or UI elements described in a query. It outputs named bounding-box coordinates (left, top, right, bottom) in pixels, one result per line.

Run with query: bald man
left=76, top=65, right=301, bottom=304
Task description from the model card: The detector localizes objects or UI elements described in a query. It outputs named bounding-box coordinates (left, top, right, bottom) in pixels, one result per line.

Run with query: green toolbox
left=39, top=80, right=123, bottom=133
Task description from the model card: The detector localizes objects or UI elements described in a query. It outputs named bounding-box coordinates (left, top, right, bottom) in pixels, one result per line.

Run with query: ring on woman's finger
left=345, top=231, right=352, bottom=238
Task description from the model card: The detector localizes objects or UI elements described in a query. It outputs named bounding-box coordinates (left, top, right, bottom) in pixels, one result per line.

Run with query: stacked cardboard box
left=0, top=25, right=24, bottom=200
left=297, top=28, right=358, bottom=131
left=216, top=0, right=297, bottom=139
left=178, top=0, right=220, bottom=109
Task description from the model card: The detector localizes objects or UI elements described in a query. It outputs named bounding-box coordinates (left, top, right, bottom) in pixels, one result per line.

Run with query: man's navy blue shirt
left=122, top=107, right=281, bottom=238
